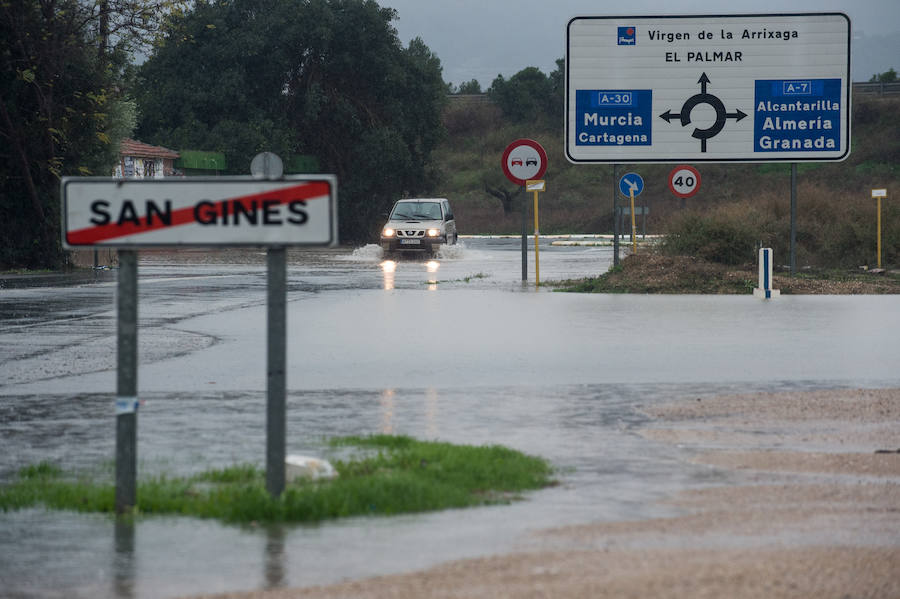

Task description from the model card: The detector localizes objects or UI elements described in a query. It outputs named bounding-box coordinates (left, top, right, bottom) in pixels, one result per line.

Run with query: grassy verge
left=550, top=253, right=900, bottom=294
left=0, top=435, right=554, bottom=523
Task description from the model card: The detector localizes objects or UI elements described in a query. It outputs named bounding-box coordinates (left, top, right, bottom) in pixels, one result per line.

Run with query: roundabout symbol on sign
left=659, top=72, right=747, bottom=153
left=668, top=165, right=701, bottom=199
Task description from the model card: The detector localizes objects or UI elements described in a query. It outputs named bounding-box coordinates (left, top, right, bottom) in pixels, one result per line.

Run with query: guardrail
left=852, top=82, right=900, bottom=96
left=450, top=84, right=899, bottom=103
left=446, top=94, right=491, bottom=103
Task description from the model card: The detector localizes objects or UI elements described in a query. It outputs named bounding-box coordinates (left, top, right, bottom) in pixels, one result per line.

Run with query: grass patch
left=425, top=272, right=489, bottom=285
left=0, top=436, right=554, bottom=523
left=0, top=268, right=56, bottom=275
left=549, top=252, right=900, bottom=295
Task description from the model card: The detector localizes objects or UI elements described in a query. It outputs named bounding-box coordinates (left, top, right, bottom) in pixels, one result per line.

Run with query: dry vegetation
left=433, top=95, right=900, bottom=271
left=553, top=253, right=900, bottom=294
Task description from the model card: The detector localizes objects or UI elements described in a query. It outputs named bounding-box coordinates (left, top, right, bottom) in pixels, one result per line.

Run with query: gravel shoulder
left=191, top=388, right=900, bottom=599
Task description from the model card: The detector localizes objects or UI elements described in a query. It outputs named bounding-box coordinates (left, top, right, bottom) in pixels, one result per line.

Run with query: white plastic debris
left=285, top=455, right=338, bottom=482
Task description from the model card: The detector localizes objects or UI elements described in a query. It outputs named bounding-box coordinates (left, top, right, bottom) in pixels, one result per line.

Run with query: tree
left=0, top=0, right=182, bottom=269
left=135, top=0, right=447, bottom=243
left=483, top=179, right=523, bottom=216
left=487, top=61, right=563, bottom=127
left=869, top=68, right=897, bottom=83
left=455, top=79, right=483, bottom=94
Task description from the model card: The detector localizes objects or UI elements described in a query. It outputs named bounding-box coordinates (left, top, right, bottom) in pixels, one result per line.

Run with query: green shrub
left=660, top=212, right=761, bottom=265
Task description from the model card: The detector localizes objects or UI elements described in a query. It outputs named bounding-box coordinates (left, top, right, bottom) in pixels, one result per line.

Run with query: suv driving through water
left=380, top=198, right=457, bottom=257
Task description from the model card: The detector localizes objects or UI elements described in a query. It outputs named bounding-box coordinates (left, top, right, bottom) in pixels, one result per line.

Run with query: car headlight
left=383, top=228, right=395, bottom=237
left=427, top=228, right=440, bottom=237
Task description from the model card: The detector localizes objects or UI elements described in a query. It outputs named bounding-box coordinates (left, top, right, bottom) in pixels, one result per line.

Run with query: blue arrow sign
left=619, top=172, right=644, bottom=197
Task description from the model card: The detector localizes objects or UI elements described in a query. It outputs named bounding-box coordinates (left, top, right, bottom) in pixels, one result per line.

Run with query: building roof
left=119, top=138, right=180, bottom=160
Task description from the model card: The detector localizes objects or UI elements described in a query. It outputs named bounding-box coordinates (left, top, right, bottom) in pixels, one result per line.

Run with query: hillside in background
left=430, top=94, right=900, bottom=268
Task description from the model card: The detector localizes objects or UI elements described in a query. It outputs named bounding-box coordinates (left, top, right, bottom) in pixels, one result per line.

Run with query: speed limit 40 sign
left=668, top=165, right=701, bottom=199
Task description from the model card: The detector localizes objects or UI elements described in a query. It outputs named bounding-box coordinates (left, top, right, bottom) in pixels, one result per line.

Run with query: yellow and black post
left=526, top=180, right=545, bottom=286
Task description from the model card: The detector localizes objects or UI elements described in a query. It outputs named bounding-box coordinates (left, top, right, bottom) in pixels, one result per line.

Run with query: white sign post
left=62, top=174, right=338, bottom=506
left=566, top=13, right=851, bottom=163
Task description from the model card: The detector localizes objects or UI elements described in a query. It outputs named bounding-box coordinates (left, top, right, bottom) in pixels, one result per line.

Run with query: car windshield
left=391, top=202, right=442, bottom=220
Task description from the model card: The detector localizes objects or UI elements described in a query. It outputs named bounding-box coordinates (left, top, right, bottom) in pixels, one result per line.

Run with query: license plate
left=400, top=239, right=421, bottom=245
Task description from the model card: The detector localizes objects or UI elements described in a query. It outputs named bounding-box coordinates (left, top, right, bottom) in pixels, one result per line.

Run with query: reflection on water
left=113, top=518, right=135, bottom=599
left=264, top=525, right=286, bottom=590
left=380, top=388, right=440, bottom=437
left=425, top=388, right=439, bottom=438
left=381, top=258, right=442, bottom=291
left=425, top=260, right=440, bottom=291
left=380, top=260, right=396, bottom=290
left=380, top=388, right=396, bottom=433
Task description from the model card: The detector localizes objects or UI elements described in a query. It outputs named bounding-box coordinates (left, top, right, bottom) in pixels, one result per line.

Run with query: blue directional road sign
left=619, top=172, right=644, bottom=197
left=566, top=14, right=850, bottom=163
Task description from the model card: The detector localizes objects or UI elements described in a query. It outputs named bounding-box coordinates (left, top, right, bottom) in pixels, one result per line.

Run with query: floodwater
left=1, top=238, right=898, bottom=598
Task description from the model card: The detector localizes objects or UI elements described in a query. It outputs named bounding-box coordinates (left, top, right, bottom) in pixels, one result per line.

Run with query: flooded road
left=2, top=238, right=899, bottom=598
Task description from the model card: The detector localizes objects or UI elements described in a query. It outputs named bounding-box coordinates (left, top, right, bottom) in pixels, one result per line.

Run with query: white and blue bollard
left=753, top=247, right=780, bottom=299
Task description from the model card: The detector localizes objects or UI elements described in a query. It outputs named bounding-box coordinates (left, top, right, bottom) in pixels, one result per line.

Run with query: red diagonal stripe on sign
left=67, top=182, right=330, bottom=245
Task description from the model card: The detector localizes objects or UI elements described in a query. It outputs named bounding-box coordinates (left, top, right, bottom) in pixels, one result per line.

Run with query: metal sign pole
left=115, top=249, right=138, bottom=514
left=533, top=189, right=540, bottom=285
left=630, top=189, right=637, bottom=253
left=527, top=180, right=546, bottom=286
left=613, top=164, right=620, bottom=267
left=790, top=163, right=798, bottom=275
left=266, top=247, right=287, bottom=498
left=877, top=196, right=883, bottom=269
left=520, top=187, right=527, bottom=282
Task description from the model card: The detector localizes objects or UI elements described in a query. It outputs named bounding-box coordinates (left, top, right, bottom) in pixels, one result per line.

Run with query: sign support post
left=266, top=247, right=287, bottom=497
left=878, top=195, right=882, bottom=269
left=618, top=172, right=644, bottom=255
left=534, top=190, right=540, bottom=284
left=115, top=250, right=138, bottom=514
left=629, top=188, right=637, bottom=253
left=872, top=189, right=888, bottom=268
left=612, top=164, right=620, bottom=266
left=790, top=163, right=798, bottom=275
left=527, top=180, right=546, bottom=286
left=521, top=189, right=527, bottom=281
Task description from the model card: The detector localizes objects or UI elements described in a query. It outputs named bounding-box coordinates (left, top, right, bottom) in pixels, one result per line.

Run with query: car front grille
left=397, top=230, right=426, bottom=238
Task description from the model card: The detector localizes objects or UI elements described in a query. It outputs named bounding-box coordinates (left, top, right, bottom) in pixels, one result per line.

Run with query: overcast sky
left=380, top=0, right=900, bottom=88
